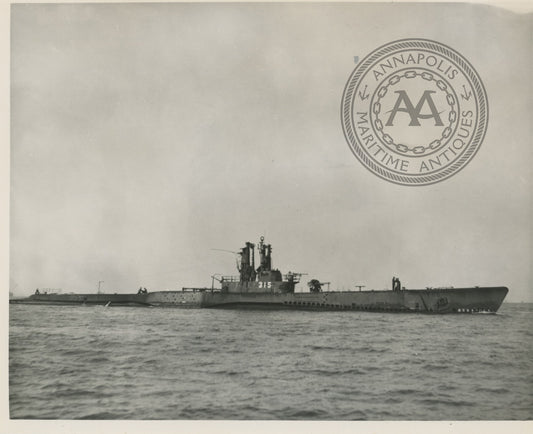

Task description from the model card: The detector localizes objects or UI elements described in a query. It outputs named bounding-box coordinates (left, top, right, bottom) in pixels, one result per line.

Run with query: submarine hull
left=199, top=286, right=508, bottom=313
left=12, top=238, right=509, bottom=313
left=10, top=293, right=152, bottom=307
left=11, top=286, right=509, bottom=313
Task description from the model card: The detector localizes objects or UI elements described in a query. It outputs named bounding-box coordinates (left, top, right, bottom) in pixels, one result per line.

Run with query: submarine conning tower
left=256, top=236, right=282, bottom=282
left=221, top=236, right=297, bottom=294
left=237, top=236, right=282, bottom=283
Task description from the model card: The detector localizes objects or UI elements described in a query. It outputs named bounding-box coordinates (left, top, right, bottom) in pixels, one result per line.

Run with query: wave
left=474, top=386, right=510, bottom=394
left=301, top=368, right=367, bottom=376
left=416, top=398, right=475, bottom=407
left=80, top=411, right=125, bottom=419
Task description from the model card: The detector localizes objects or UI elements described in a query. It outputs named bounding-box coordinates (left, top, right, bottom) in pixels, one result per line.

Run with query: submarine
left=11, top=237, right=509, bottom=313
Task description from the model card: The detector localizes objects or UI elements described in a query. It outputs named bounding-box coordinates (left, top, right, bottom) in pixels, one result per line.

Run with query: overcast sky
left=10, top=3, right=532, bottom=301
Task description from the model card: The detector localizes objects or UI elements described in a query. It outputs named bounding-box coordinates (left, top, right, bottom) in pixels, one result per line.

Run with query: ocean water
left=9, top=303, right=533, bottom=420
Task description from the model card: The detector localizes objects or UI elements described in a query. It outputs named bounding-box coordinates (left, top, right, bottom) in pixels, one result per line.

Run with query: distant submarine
left=11, top=237, right=508, bottom=313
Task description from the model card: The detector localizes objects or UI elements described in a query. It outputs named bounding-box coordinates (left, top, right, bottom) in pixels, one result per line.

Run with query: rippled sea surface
left=9, top=303, right=533, bottom=420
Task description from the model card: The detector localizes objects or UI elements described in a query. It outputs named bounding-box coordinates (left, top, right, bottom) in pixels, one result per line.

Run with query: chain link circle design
left=371, top=69, right=458, bottom=156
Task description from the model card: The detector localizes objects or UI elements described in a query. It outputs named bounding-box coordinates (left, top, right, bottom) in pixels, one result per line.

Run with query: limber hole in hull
left=281, top=301, right=412, bottom=313
left=278, top=301, right=497, bottom=314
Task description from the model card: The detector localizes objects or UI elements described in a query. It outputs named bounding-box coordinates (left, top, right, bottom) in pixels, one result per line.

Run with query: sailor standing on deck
left=392, top=277, right=401, bottom=292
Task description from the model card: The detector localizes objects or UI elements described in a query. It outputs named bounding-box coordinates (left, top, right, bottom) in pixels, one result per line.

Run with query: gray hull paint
left=11, top=286, right=508, bottom=313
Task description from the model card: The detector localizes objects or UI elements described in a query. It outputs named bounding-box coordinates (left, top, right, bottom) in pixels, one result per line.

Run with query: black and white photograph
left=5, top=1, right=532, bottom=432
